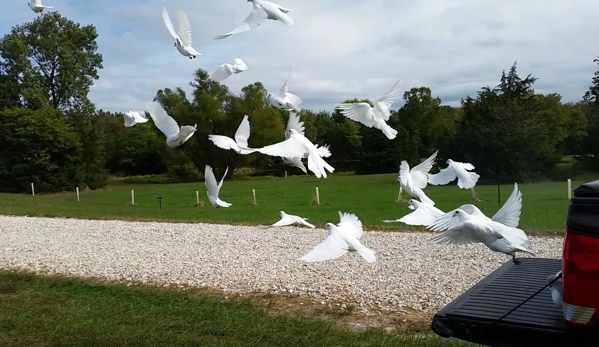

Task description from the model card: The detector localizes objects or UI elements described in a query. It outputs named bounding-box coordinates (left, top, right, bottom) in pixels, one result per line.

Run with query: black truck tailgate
left=431, top=257, right=564, bottom=347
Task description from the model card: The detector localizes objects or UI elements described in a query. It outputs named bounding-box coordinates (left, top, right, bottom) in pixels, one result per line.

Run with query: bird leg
left=193, top=55, right=196, bottom=59
left=512, top=253, right=521, bottom=265
left=188, top=56, right=193, bottom=60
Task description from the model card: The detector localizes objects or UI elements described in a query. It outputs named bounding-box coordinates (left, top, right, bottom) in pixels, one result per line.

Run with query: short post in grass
left=567, top=179, right=572, bottom=200
left=470, top=186, right=480, bottom=202
left=76, top=187, right=80, bottom=202
left=316, top=187, right=320, bottom=205
left=497, top=184, right=501, bottom=206
left=157, top=195, right=162, bottom=210
left=285, top=171, right=287, bottom=178
left=31, top=183, right=35, bottom=196
left=250, top=189, right=258, bottom=206
left=394, top=186, right=404, bottom=203
left=196, top=191, right=199, bottom=204
left=131, top=190, right=135, bottom=205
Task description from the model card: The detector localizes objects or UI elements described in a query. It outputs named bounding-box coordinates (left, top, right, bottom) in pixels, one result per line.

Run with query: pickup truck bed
left=431, top=257, right=564, bottom=347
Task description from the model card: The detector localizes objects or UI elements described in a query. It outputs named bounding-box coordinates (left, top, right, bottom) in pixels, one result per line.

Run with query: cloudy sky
left=2, top=0, right=598, bottom=113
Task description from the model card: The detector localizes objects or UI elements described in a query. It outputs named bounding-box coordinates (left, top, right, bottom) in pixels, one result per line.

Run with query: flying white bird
left=547, top=271, right=563, bottom=308
left=280, top=111, right=330, bottom=173
left=205, top=165, right=232, bottom=208
left=428, top=159, right=480, bottom=189
left=258, top=211, right=315, bottom=229
left=429, top=183, right=533, bottom=264
left=334, top=78, right=402, bottom=140
left=29, top=0, right=53, bottom=13
left=397, top=150, right=438, bottom=205
left=162, top=7, right=202, bottom=59
left=208, top=115, right=255, bottom=155
left=299, top=211, right=376, bottom=263
left=210, top=58, right=248, bottom=82
left=122, top=111, right=148, bottom=128
left=214, top=0, right=295, bottom=39
left=146, top=102, right=197, bottom=148
left=383, top=199, right=444, bottom=226
left=267, top=64, right=302, bottom=112
left=255, top=129, right=334, bottom=178
left=429, top=182, right=524, bottom=231
left=430, top=208, right=534, bottom=264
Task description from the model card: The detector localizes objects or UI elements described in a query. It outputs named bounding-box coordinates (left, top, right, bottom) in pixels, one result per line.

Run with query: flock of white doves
left=28, top=1, right=534, bottom=266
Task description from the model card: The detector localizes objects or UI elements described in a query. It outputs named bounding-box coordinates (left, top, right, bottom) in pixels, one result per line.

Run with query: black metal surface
left=431, top=258, right=565, bottom=347
left=573, top=179, right=599, bottom=198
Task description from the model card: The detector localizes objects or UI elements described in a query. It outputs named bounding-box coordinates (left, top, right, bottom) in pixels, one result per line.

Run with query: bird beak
left=452, top=212, right=457, bottom=217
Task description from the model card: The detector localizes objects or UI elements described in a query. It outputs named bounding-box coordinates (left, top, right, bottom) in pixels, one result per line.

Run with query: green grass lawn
left=0, top=271, right=476, bottom=347
left=0, top=173, right=595, bottom=233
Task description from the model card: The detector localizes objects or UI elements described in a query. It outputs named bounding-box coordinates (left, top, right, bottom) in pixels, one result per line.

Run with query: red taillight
left=562, top=230, right=599, bottom=326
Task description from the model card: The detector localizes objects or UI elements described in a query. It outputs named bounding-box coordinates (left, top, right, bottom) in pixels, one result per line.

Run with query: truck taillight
left=562, top=230, right=599, bottom=326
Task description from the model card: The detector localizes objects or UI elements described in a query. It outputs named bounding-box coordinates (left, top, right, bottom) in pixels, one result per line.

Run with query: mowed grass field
left=0, top=173, right=595, bottom=233
left=0, top=271, right=476, bottom=347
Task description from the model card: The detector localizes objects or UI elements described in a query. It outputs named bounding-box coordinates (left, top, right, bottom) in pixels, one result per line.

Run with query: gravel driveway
left=0, top=215, right=563, bottom=313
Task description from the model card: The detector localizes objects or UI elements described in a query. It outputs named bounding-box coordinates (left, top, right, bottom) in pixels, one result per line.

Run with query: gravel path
left=0, top=215, right=563, bottom=313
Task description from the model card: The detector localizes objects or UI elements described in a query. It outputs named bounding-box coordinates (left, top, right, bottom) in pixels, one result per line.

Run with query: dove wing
left=285, top=111, right=305, bottom=137
left=175, top=7, right=194, bottom=47
left=299, top=233, right=348, bottom=262
left=279, top=63, right=295, bottom=97
left=208, top=134, right=238, bottom=151
left=427, top=165, right=457, bottom=185
left=374, top=77, right=402, bottom=121
left=334, top=103, right=376, bottom=127
left=410, top=150, right=438, bottom=189
left=270, top=216, right=297, bottom=227
left=491, top=182, right=522, bottom=228
left=398, top=160, right=411, bottom=187
left=161, top=8, right=181, bottom=41
left=204, top=165, right=220, bottom=197
left=210, top=64, right=234, bottom=82
left=315, top=144, right=331, bottom=158
left=214, top=5, right=268, bottom=39
left=453, top=161, right=475, bottom=171
left=146, top=102, right=179, bottom=137
left=232, top=58, right=248, bottom=70
left=337, top=211, right=363, bottom=239
left=234, top=115, right=251, bottom=147
left=431, top=220, right=499, bottom=245
left=255, top=137, right=306, bottom=158
left=217, top=166, right=229, bottom=190
left=398, top=207, right=439, bottom=226
left=131, top=111, right=148, bottom=123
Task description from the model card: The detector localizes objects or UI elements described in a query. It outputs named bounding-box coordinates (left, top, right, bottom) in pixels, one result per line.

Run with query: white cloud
left=1, top=0, right=598, bottom=113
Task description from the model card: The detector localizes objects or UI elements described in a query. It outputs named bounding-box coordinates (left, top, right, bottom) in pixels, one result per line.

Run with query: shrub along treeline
left=0, top=13, right=597, bottom=193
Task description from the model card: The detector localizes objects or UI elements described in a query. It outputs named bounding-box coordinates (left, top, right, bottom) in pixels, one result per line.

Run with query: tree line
left=0, top=13, right=597, bottom=193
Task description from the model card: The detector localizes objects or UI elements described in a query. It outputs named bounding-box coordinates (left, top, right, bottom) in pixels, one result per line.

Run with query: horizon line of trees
left=0, top=12, right=597, bottom=194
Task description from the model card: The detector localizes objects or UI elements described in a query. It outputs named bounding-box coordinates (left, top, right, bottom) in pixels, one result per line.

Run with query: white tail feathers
left=354, top=242, right=376, bottom=263
left=457, top=172, right=480, bottom=189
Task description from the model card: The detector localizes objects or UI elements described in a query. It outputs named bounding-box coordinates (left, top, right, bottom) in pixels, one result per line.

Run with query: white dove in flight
left=162, top=7, right=202, bottom=59
left=122, top=111, right=148, bottom=128
left=268, top=64, right=302, bottom=112
left=29, top=0, right=53, bottom=13
left=383, top=199, right=444, bottom=227
left=254, top=129, right=334, bottom=178
left=146, top=102, right=197, bottom=148
left=334, top=78, right=402, bottom=140
left=428, top=158, right=480, bottom=189
left=258, top=211, right=315, bottom=229
left=208, top=115, right=255, bottom=155
left=280, top=111, right=330, bottom=173
left=397, top=150, right=438, bottom=205
left=299, top=211, right=376, bottom=263
left=205, top=165, right=232, bottom=208
left=210, top=58, right=248, bottom=82
left=214, top=0, right=295, bottom=39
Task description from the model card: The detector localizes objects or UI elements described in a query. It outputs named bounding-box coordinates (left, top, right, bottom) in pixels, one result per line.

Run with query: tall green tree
left=0, top=12, right=103, bottom=110
left=577, top=56, right=599, bottom=170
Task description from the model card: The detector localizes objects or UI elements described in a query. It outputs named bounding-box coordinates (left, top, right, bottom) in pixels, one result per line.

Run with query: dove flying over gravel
left=280, top=111, right=330, bottom=173
left=268, top=64, right=302, bottom=111
left=146, top=102, right=197, bottom=148
left=299, top=211, right=376, bottom=263
left=258, top=211, right=315, bottom=229
left=122, top=111, right=148, bottom=128
left=334, top=78, right=402, bottom=140
left=205, top=165, right=232, bottom=208
left=162, top=7, right=202, bottom=59
left=29, top=0, right=53, bottom=13
left=397, top=150, right=438, bottom=205
left=383, top=199, right=444, bottom=226
left=428, top=158, right=480, bottom=189
left=255, top=128, right=334, bottom=178
left=210, top=58, right=248, bottom=82
left=208, top=115, right=255, bottom=155
left=214, top=0, right=295, bottom=39
left=429, top=183, right=532, bottom=264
